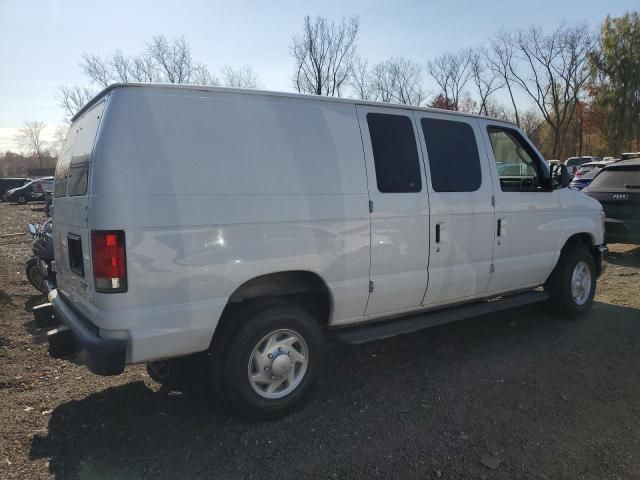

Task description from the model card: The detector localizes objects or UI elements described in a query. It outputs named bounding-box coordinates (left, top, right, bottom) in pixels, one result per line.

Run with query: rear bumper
left=593, top=244, right=608, bottom=277
left=45, top=289, right=126, bottom=376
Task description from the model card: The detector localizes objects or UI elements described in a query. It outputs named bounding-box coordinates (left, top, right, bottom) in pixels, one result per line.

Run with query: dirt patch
left=1, top=201, right=639, bottom=479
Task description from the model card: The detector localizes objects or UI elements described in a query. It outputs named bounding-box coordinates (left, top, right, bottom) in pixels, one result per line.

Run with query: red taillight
left=91, top=230, right=127, bottom=293
left=575, top=170, right=584, bottom=176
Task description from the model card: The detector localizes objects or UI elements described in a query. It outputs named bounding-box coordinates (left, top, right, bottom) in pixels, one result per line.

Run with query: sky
left=0, top=0, right=637, bottom=152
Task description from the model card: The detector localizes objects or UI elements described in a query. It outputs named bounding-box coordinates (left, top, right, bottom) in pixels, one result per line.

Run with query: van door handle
left=497, top=219, right=502, bottom=237
left=435, top=224, right=441, bottom=243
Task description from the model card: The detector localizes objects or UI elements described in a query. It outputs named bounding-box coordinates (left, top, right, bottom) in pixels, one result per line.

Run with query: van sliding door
left=356, top=106, right=430, bottom=316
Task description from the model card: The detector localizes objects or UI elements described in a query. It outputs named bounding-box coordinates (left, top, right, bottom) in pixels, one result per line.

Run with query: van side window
left=367, top=113, right=422, bottom=193
left=487, top=127, right=548, bottom=192
left=421, top=118, right=481, bottom=192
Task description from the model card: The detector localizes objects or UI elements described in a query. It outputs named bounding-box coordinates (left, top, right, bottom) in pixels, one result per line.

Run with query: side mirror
left=551, top=163, right=570, bottom=189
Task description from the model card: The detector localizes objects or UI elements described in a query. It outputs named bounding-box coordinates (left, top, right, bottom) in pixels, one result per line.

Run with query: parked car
left=584, top=159, right=640, bottom=244
left=620, top=152, right=640, bottom=161
left=33, top=176, right=54, bottom=202
left=565, top=156, right=602, bottom=178
left=4, top=180, right=40, bottom=204
left=36, top=84, right=607, bottom=418
left=0, top=177, right=29, bottom=200
left=569, top=168, right=601, bottom=191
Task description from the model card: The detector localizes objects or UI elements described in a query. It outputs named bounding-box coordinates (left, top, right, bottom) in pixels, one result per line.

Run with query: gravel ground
left=1, top=201, right=639, bottom=480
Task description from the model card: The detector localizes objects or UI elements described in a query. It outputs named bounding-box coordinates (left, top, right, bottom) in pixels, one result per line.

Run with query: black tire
left=213, top=302, right=325, bottom=420
left=17, top=195, right=28, bottom=205
left=25, top=257, right=47, bottom=294
left=544, top=244, right=596, bottom=317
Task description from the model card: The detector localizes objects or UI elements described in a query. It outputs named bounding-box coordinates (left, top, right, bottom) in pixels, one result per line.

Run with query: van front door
left=480, top=123, right=560, bottom=292
left=414, top=113, right=496, bottom=306
left=356, top=106, right=430, bottom=316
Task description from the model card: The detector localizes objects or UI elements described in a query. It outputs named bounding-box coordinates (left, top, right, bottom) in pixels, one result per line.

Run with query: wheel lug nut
left=267, top=353, right=273, bottom=359
left=264, top=366, right=270, bottom=371
left=271, top=375, right=275, bottom=380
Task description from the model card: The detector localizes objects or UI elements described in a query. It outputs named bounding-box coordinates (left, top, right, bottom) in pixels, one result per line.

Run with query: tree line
left=5, top=10, right=638, bottom=175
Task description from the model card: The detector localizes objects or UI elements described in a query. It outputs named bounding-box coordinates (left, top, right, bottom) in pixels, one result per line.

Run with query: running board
left=333, top=290, right=549, bottom=345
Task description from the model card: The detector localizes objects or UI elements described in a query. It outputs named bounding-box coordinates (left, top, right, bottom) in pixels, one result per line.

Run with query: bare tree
left=291, top=15, right=359, bottom=96
left=186, top=65, right=217, bottom=86
left=519, top=109, right=545, bottom=146
left=370, top=57, right=426, bottom=105
left=80, top=53, right=113, bottom=88
left=469, top=48, right=504, bottom=115
left=51, top=124, right=69, bottom=155
left=146, top=35, right=196, bottom=83
left=222, top=66, right=261, bottom=88
left=132, top=54, right=158, bottom=82
left=509, top=24, right=596, bottom=158
left=56, top=85, right=95, bottom=120
left=486, top=32, right=521, bottom=126
left=14, top=121, right=48, bottom=167
left=426, top=49, right=473, bottom=110
left=349, top=56, right=373, bottom=100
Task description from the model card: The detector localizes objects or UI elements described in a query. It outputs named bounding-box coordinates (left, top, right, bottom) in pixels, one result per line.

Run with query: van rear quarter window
left=420, top=118, right=481, bottom=192
left=366, top=113, right=421, bottom=193
left=54, top=100, right=105, bottom=197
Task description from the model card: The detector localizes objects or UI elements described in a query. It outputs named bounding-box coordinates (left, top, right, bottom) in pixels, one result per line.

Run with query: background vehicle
left=569, top=168, right=601, bottom=191
left=620, top=152, right=640, bottom=161
left=0, top=177, right=29, bottom=200
left=565, top=156, right=602, bottom=178
left=39, top=84, right=606, bottom=418
left=584, top=159, right=640, bottom=244
left=33, top=177, right=54, bottom=202
left=4, top=180, right=39, bottom=204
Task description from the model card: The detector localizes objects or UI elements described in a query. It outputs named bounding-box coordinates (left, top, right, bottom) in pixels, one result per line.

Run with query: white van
left=37, top=84, right=607, bottom=418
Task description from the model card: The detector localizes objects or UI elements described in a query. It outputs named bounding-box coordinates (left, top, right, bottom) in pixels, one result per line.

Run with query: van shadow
left=29, top=301, right=640, bottom=479
left=608, top=245, right=640, bottom=268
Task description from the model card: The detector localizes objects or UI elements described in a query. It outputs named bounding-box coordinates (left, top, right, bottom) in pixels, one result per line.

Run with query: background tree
left=486, top=32, right=521, bottom=126
left=369, top=57, right=425, bottom=105
left=58, top=35, right=260, bottom=119
left=56, top=85, right=95, bottom=121
left=222, top=66, right=261, bottom=89
left=291, top=15, right=359, bottom=96
left=14, top=121, right=48, bottom=168
left=426, top=49, right=473, bottom=110
left=508, top=24, right=596, bottom=158
left=469, top=47, right=503, bottom=115
left=589, top=12, right=640, bottom=152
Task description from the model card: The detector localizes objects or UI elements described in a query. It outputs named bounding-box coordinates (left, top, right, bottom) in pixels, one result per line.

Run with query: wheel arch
left=213, top=270, right=334, bottom=342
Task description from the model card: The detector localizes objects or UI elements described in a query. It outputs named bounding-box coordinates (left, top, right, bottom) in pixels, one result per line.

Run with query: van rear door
left=53, top=100, right=107, bottom=303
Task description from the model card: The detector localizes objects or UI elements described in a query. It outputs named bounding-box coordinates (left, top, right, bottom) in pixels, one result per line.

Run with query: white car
left=37, top=84, right=607, bottom=418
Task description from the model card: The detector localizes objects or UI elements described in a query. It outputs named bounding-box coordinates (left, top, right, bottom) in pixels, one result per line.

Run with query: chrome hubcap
left=571, top=260, right=592, bottom=305
left=248, top=329, right=308, bottom=399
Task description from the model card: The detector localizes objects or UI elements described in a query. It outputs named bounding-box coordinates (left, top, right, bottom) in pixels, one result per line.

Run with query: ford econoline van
left=36, top=84, right=607, bottom=418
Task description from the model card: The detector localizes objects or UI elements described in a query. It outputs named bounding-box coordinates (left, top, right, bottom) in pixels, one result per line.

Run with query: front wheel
left=213, top=303, right=325, bottom=419
left=545, top=245, right=596, bottom=317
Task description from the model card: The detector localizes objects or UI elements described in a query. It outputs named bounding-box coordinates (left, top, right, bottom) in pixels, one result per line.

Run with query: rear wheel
left=25, top=257, right=47, bottom=294
left=545, top=245, right=596, bottom=317
left=213, top=302, right=325, bottom=419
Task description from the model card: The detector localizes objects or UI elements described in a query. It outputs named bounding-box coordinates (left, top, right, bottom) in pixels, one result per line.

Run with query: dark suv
left=0, top=177, right=29, bottom=200
left=584, top=159, right=640, bottom=244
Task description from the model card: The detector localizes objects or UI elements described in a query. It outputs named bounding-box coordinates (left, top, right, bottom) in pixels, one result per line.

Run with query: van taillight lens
left=91, top=230, right=127, bottom=293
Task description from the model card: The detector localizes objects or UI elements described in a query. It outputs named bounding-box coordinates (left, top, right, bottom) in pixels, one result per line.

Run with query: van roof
left=72, top=82, right=518, bottom=125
